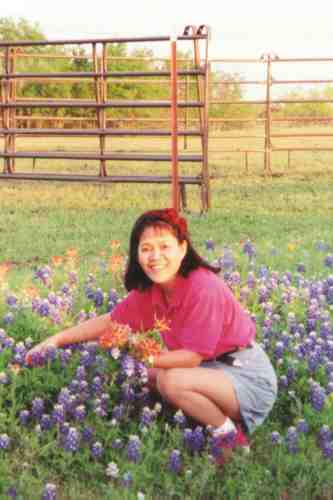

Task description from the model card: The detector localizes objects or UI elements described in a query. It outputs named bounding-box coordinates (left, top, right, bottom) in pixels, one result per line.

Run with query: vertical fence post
left=9, top=48, right=17, bottom=173
left=100, top=42, right=107, bottom=176
left=183, top=60, right=190, bottom=150
left=264, top=53, right=272, bottom=175
left=170, top=33, right=180, bottom=213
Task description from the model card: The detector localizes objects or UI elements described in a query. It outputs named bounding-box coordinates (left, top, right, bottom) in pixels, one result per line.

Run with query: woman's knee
left=156, top=369, right=181, bottom=401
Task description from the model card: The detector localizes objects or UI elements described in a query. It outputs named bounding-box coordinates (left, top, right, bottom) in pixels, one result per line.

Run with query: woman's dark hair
left=124, top=208, right=220, bottom=291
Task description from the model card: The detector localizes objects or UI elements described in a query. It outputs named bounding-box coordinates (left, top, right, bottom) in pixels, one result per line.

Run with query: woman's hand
left=25, top=337, right=58, bottom=366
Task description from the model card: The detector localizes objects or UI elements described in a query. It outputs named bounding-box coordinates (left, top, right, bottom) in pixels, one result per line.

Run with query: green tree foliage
left=279, top=87, right=333, bottom=123
left=0, top=17, right=45, bottom=42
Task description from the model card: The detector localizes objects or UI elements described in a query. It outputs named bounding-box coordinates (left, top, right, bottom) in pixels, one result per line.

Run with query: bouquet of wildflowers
left=99, top=317, right=166, bottom=364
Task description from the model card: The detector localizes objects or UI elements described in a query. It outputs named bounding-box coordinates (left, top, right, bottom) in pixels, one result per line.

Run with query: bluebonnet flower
left=60, top=349, right=72, bottom=367
left=61, top=283, right=70, bottom=295
left=82, top=426, right=95, bottom=443
left=19, top=410, right=30, bottom=426
left=84, top=285, right=96, bottom=300
left=94, top=288, right=104, bottom=308
left=296, top=263, right=306, bottom=274
left=310, top=382, right=327, bottom=411
left=326, top=382, right=333, bottom=394
left=108, top=289, right=119, bottom=312
left=34, top=265, right=53, bottom=286
left=76, top=365, right=87, bottom=380
left=37, top=300, right=51, bottom=317
left=140, top=407, right=154, bottom=428
left=0, top=433, right=11, bottom=449
left=205, top=239, right=215, bottom=251
left=121, top=472, right=133, bottom=488
left=111, top=438, right=123, bottom=450
left=321, top=441, right=333, bottom=460
left=324, top=255, right=333, bottom=268
left=296, top=419, right=309, bottom=434
left=52, top=404, right=66, bottom=425
left=168, top=449, right=182, bottom=474
left=126, top=435, right=141, bottom=463
left=286, top=426, right=299, bottom=454
left=271, top=431, right=282, bottom=444
left=91, top=441, right=104, bottom=459
left=318, top=425, right=332, bottom=444
left=42, top=483, right=57, bottom=500
left=243, top=240, right=256, bottom=259
left=6, top=486, right=17, bottom=498
left=279, top=375, right=289, bottom=389
left=112, top=404, right=125, bottom=421
left=32, top=398, right=45, bottom=419
left=173, top=409, right=187, bottom=428
left=91, top=375, right=103, bottom=394
left=40, top=414, right=53, bottom=431
left=121, top=383, right=135, bottom=402
left=218, top=248, right=235, bottom=271
left=74, top=405, right=86, bottom=422
left=183, top=427, right=206, bottom=452
left=120, top=355, right=135, bottom=378
left=6, top=294, right=18, bottom=308
left=135, top=361, right=148, bottom=385
left=64, top=427, right=80, bottom=452
left=3, top=312, right=14, bottom=325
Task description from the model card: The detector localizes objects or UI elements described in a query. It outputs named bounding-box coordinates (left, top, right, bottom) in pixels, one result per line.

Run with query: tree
left=0, top=17, right=45, bottom=42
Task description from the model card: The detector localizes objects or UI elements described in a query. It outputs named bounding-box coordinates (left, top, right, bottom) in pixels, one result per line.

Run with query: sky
left=2, top=0, right=333, bottom=98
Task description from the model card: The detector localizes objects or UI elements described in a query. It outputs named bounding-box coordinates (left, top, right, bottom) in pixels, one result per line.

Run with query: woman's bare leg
left=156, top=367, right=241, bottom=427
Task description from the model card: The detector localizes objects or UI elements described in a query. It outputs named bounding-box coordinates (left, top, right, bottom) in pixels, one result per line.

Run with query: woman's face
left=138, top=225, right=187, bottom=288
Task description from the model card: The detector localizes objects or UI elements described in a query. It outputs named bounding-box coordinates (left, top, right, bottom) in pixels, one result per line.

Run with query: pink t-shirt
left=110, top=267, right=256, bottom=359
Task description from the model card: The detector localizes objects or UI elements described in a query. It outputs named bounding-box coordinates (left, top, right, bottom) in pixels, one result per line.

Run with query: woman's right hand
left=25, top=338, right=58, bottom=366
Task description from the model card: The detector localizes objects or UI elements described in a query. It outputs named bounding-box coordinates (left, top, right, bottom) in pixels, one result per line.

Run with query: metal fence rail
left=1, top=39, right=333, bottom=196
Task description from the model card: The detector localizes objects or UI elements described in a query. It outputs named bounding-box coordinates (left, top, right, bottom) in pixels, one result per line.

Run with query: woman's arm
left=26, top=313, right=111, bottom=363
left=49, top=313, right=111, bottom=347
left=153, top=349, right=203, bottom=369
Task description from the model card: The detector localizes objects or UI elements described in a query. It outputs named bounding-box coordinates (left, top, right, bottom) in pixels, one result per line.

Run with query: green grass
left=0, top=125, right=333, bottom=498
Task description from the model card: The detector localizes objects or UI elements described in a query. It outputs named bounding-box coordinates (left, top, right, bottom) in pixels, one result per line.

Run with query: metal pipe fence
left=0, top=26, right=210, bottom=211
left=1, top=41, right=333, bottom=185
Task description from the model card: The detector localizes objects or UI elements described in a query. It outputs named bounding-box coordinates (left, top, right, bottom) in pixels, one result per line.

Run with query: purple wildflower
left=168, top=449, right=183, bottom=474
left=271, top=431, right=282, bottom=444
left=173, top=409, right=187, bottom=428
left=91, top=441, right=103, bottom=459
left=310, top=382, right=327, bottom=411
left=121, top=472, right=133, bottom=488
left=82, top=426, right=95, bottom=444
left=324, top=254, right=333, bottom=268
left=126, top=435, right=141, bottom=463
left=0, top=433, right=11, bottom=449
left=108, top=289, right=119, bottom=312
left=64, top=427, right=81, bottom=452
left=296, top=419, right=309, bottom=434
left=3, top=312, right=14, bottom=325
left=286, top=426, right=299, bottom=454
left=205, top=239, right=215, bottom=251
left=42, top=483, right=57, bottom=500
left=32, top=398, right=45, bottom=419
left=19, top=410, right=30, bottom=426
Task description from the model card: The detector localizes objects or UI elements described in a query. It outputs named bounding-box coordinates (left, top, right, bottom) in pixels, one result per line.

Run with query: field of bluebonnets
left=0, top=156, right=333, bottom=499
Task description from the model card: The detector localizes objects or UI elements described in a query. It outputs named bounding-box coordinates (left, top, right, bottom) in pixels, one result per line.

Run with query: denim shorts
left=201, top=342, right=278, bottom=434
